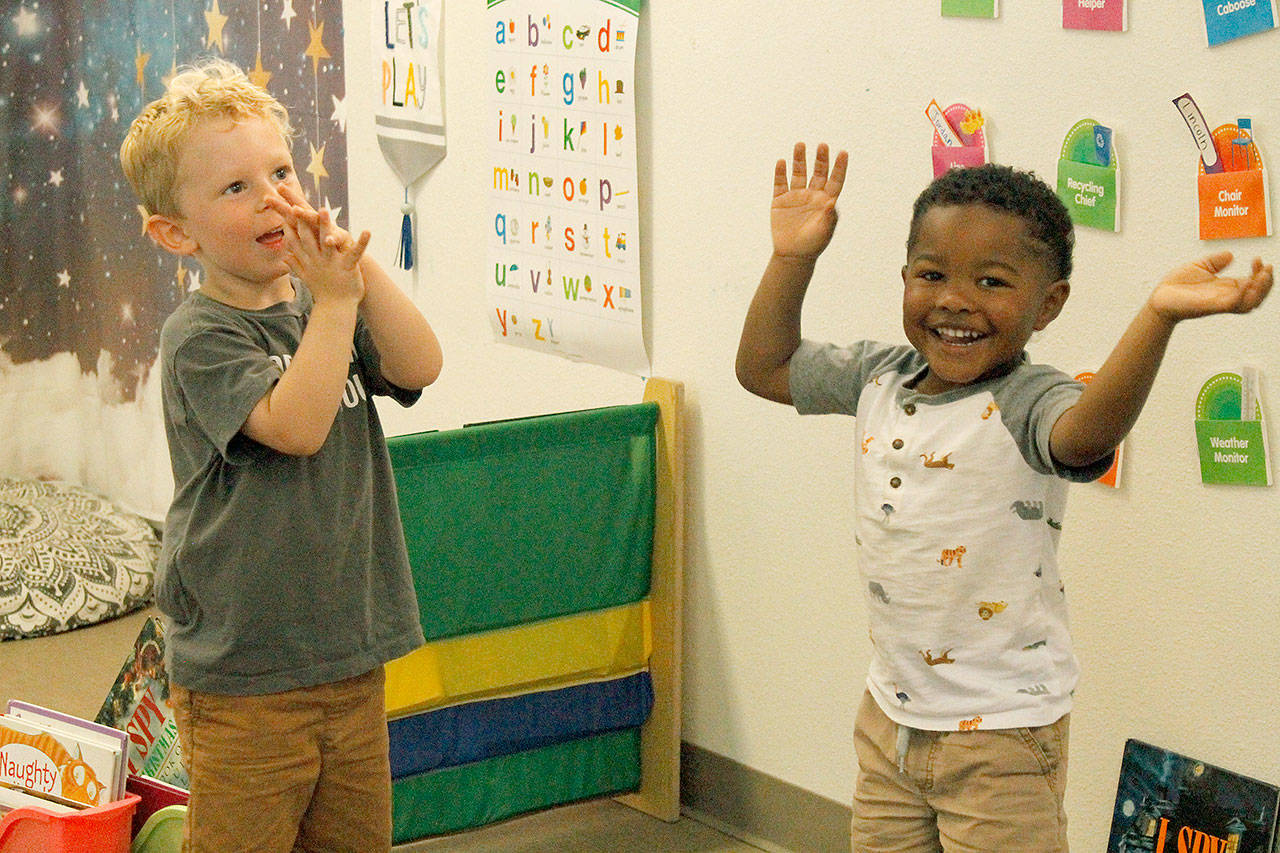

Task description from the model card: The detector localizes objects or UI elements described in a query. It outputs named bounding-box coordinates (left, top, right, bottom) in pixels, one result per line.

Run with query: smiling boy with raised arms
left=736, top=143, right=1271, bottom=850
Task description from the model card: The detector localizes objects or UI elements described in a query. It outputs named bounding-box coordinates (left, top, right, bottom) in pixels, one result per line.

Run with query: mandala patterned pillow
left=0, top=478, right=160, bottom=640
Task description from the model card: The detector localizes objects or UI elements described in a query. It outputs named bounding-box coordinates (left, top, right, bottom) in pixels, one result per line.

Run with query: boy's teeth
left=935, top=327, right=981, bottom=341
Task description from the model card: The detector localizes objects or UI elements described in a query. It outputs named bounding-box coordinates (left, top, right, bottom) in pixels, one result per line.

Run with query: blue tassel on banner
left=396, top=196, right=414, bottom=270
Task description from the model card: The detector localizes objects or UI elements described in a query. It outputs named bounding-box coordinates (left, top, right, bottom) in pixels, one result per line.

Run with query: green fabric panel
left=390, top=728, right=641, bottom=842
left=388, top=403, right=657, bottom=641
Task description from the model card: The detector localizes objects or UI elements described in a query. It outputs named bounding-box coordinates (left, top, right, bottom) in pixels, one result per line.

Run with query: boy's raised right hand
left=771, top=142, right=849, bottom=260
left=736, top=142, right=849, bottom=405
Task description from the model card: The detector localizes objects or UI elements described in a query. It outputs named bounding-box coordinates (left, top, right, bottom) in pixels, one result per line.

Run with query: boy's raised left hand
left=1149, top=251, right=1272, bottom=324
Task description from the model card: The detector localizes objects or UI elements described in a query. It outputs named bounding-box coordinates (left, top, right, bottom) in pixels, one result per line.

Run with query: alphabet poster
left=487, top=0, right=648, bottom=375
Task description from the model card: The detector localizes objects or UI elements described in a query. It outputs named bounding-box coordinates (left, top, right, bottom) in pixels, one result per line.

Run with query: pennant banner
left=374, top=0, right=447, bottom=268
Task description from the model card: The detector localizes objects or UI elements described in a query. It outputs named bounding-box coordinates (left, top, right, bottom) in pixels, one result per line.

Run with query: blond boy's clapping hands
left=268, top=183, right=371, bottom=305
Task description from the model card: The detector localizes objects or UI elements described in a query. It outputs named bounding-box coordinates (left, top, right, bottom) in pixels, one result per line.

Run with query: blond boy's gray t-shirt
left=157, top=283, right=425, bottom=695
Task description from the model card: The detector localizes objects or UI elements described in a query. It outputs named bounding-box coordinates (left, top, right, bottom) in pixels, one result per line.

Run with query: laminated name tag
left=1062, top=0, right=1127, bottom=30
left=1197, top=122, right=1270, bottom=239
left=1201, top=0, right=1277, bottom=46
left=928, top=101, right=988, bottom=179
left=942, top=0, right=998, bottom=17
left=1057, top=118, right=1119, bottom=231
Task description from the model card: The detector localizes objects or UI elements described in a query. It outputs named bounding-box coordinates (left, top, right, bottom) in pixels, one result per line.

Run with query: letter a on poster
left=487, top=0, right=648, bottom=375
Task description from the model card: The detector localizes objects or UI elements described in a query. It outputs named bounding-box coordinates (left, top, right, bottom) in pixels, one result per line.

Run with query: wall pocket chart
left=487, top=0, right=647, bottom=375
left=927, top=101, right=987, bottom=179
left=1075, top=372, right=1122, bottom=486
left=942, top=0, right=998, bottom=17
left=1197, top=121, right=1270, bottom=239
left=1193, top=368, right=1272, bottom=486
left=1057, top=119, right=1119, bottom=231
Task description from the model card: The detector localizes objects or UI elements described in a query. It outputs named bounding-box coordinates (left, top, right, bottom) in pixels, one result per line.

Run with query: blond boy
left=121, top=59, right=441, bottom=852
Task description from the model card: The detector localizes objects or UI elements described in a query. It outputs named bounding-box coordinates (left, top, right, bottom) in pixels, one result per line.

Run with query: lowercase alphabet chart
left=487, top=0, right=648, bottom=374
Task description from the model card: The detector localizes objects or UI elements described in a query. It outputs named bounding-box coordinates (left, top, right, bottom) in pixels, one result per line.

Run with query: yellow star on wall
left=305, top=19, right=331, bottom=75
left=135, top=44, right=151, bottom=91
left=306, top=142, right=329, bottom=191
left=249, top=51, right=272, bottom=89
left=205, top=0, right=228, bottom=53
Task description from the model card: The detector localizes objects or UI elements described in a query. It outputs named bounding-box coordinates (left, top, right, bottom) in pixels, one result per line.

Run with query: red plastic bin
left=0, top=793, right=140, bottom=853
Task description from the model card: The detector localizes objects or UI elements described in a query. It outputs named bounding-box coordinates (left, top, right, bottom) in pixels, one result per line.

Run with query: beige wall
left=343, top=4, right=1280, bottom=848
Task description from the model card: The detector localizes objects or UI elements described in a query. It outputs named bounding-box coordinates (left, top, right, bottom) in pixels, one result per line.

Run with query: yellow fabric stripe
left=385, top=601, right=652, bottom=718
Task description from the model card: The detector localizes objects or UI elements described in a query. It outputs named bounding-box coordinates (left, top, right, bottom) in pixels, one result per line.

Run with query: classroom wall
left=342, top=3, right=1280, bottom=848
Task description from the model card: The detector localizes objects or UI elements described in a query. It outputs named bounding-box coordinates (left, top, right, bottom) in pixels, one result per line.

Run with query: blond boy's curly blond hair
left=120, top=57, right=292, bottom=217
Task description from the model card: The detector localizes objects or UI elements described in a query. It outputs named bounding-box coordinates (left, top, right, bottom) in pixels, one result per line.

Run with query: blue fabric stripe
left=388, top=671, right=653, bottom=779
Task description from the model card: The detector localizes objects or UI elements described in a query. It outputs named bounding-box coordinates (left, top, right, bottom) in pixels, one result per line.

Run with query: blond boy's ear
left=1034, top=279, right=1071, bottom=331
left=145, top=212, right=198, bottom=256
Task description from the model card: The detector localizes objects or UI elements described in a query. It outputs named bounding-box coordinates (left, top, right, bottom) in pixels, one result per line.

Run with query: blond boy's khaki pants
left=171, top=667, right=392, bottom=853
left=851, top=690, right=1069, bottom=852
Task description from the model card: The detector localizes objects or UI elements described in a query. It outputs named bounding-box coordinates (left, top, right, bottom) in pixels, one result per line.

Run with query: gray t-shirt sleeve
left=996, top=362, right=1115, bottom=482
left=789, top=339, right=921, bottom=416
left=170, top=325, right=281, bottom=462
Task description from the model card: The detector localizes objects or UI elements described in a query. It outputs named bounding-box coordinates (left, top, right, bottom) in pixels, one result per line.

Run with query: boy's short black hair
left=907, top=164, right=1075, bottom=281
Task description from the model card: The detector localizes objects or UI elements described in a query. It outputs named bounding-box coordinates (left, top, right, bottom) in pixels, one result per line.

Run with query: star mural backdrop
left=0, top=0, right=348, bottom=402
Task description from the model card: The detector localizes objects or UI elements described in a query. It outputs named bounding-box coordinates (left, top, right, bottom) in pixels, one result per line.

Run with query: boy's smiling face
left=902, top=203, right=1070, bottom=395
left=150, top=114, right=303, bottom=307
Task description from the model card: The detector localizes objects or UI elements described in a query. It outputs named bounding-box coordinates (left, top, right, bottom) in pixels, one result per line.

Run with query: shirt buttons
left=889, top=477, right=902, bottom=488
left=903, top=403, right=916, bottom=415
left=892, top=439, right=904, bottom=450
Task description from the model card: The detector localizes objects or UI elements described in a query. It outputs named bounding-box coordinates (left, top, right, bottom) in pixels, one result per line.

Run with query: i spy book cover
left=1107, top=738, right=1279, bottom=852
left=94, top=616, right=188, bottom=789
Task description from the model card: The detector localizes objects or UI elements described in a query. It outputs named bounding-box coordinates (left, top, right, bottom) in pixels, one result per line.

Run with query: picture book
left=0, top=780, right=80, bottom=816
left=6, top=700, right=129, bottom=800
left=0, top=714, right=119, bottom=807
left=94, top=616, right=189, bottom=789
left=127, top=773, right=189, bottom=837
left=1107, top=738, right=1280, bottom=852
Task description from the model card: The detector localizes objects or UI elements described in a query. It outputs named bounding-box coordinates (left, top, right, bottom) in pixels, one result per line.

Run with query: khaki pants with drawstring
left=851, top=690, right=1069, bottom=853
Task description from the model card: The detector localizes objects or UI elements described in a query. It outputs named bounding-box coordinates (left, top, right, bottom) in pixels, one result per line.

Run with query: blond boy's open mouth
left=257, top=228, right=285, bottom=247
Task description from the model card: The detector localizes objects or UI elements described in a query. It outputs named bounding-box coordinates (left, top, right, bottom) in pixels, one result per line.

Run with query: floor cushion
left=0, top=478, right=160, bottom=640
